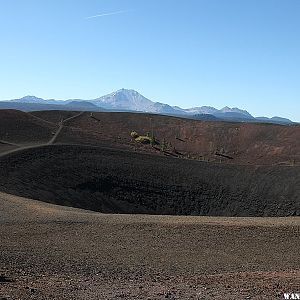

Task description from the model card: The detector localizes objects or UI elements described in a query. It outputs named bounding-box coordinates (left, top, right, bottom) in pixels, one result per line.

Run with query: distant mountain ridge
left=1, top=89, right=295, bottom=125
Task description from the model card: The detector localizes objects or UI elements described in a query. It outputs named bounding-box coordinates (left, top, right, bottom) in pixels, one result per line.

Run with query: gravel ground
left=0, top=192, right=299, bottom=299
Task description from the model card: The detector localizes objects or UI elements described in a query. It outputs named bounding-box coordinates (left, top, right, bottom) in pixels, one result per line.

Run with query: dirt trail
left=0, top=111, right=84, bottom=158
left=0, top=140, right=21, bottom=147
left=27, top=112, right=57, bottom=125
left=47, top=120, right=63, bottom=145
left=0, top=144, right=49, bottom=158
left=47, top=111, right=84, bottom=145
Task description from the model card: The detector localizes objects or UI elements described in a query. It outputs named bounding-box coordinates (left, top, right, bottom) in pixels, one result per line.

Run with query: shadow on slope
left=0, top=145, right=299, bottom=217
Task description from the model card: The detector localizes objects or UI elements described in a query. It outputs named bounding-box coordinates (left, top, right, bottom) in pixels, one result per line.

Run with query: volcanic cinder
left=0, top=109, right=299, bottom=299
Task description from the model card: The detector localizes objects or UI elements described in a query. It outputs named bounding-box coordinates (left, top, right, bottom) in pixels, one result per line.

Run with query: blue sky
left=0, top=0, right=299, bottom=121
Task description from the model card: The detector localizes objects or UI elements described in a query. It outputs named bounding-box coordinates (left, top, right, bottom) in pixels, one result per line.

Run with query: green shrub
left=135, top=136, right=152, bottom=144
left=130, top=131, right=139, bottom=139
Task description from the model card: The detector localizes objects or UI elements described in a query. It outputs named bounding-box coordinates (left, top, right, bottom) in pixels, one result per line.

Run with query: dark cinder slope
left=30, top=110, right=83, bottom=124
left=0, top=110, right=56, bottom=145
left=0, top=144, right=299, bottom=217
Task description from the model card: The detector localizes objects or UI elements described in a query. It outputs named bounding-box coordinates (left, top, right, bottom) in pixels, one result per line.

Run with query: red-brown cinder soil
left=0, top=192, right=299, bottom=300
left=32, top=110, right=300, bottom=165
left=1, top=109, right=299, bottom=217
left=0, top=109, right=299, bottom=299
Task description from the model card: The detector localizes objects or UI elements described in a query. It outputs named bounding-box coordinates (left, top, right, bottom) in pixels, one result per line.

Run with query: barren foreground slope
left=0, top=192, right=299, bottom=299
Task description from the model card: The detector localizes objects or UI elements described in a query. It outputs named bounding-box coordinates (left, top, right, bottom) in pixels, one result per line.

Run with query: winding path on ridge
left=47, top=111, right=84, bottom=145
left=0, top=140, right=21, bottom=148
left=0, top=111, right=298, bottom=169
left=0, top=111, right=84, bottom=159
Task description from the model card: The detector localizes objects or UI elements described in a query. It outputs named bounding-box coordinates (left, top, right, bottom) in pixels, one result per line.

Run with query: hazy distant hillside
left=1, top=89, right=295, bottom=125
left=256, top=116, right=294, bottom=125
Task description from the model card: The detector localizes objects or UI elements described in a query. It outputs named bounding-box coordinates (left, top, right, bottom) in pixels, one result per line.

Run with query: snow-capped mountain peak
left=4, top=88, right=293, bottom=124
left=93, top=89, right=152, bottom=110
left=220, top=106, right=252, bottom=116
left=91, top=89, right=179, bottom=114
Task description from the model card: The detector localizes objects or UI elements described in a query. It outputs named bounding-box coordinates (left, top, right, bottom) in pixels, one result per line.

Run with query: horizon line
left=0, top=91, right=297, bottom=122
